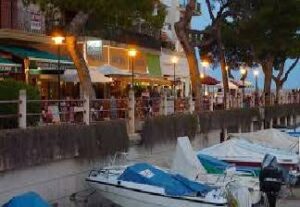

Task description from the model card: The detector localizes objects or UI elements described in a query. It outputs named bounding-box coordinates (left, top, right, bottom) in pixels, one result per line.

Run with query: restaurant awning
left=96, top=64, right=132, bottom=77
left=230, top=80, right=253, bottom=88
left=0, top=57, right=22, bottom=73
left=117, top=75, right=172, bottom=85
left=216, top=81, right=239, bottom=90
left=146, top=53, right=162, bottom=77
left=201, top=75, right=220, bottom=85
left=0, top=45, right=74, bottom=75
left=61, top=69, right=112, bottom=83
left=0, top=45, right=72, bottom=63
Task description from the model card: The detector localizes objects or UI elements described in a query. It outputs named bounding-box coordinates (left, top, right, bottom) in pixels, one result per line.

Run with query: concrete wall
left=0, top=130, right=221, bottom=206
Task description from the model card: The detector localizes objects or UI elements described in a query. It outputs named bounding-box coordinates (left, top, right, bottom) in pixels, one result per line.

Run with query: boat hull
left=88, top=179, right=227, bottom=207
left=223, top=159, right=296, bottom=169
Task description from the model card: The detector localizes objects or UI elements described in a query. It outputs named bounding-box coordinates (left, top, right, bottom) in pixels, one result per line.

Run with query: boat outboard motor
left=259, top=154, right=283, bottom=207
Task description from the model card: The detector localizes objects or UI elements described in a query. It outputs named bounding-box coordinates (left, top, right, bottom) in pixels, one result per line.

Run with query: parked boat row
left=86, top=128, right=300, bottom=207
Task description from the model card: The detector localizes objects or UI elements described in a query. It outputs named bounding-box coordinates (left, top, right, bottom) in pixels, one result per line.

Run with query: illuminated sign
left=86, top=40, right=103, bottom=61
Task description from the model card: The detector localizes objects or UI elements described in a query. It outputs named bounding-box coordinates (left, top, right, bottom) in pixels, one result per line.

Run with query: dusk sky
left=191, top=0, right=300, bottom=90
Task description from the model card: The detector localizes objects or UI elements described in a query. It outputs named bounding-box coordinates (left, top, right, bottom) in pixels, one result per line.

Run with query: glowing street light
left=240, top=67, right=247, bottom=76
left=201, top=60, right=210, bottom=67
left=52, top=35, right=65, bottom=105
left=52, top=36, right=65, bottom=45
left=171, top=56, right=179, bottom=112
left=253, top=69, right=259, bottom=105
left=240, top=66, right=247, bottom=105
left=128, top=48, right=137, bottom=89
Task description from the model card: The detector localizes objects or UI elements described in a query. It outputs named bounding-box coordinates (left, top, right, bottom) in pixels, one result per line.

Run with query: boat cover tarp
left=171, top=137, right=206, bottom=180
left=3, top=192, right=50, bottom=207
left=118, top=163, right=214, bottom=196
left=198, top=154, right=260, bottom=176
left=288, top=132, right=300, bottom=138
left=199, top=138, right=299, bottom=164
left=229, top=129, right=298, bottom=152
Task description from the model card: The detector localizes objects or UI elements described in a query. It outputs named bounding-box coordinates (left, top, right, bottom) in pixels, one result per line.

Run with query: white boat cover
left=171, top=137, right=206, bottom=180
left=171, top=137, right=253, bottom=206
left=229, top=129, right=298, bottom=153
left=199, top=138, right=299, bottom=165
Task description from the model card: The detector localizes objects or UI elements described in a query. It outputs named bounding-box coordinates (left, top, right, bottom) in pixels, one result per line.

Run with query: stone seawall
left=0, top=130, right=221, bottom=206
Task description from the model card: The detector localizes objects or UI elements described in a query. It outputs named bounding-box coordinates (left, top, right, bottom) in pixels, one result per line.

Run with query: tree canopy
left=24, top=0, right=166, bottom=33
left=197, top=0, right=300, bottom=104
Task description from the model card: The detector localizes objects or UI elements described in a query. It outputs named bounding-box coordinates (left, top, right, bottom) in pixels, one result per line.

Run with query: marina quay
left=0, top=0, right=300, bottom=206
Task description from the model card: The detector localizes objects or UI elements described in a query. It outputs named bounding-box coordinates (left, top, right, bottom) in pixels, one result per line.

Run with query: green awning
left=146, top=53, right=162, bottom=76
left=29, top=69, right=64, bottom=75
left=0, top=57, right=22, bottom=73
left=0, top=45, right=72, bottom=64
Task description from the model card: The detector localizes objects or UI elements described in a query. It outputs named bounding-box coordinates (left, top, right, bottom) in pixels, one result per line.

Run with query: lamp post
left=171, top=56, right=178, bottom=113
left=253, top=69, right=259, bottom=106
left=128, top=48, right=137, bottom=90
left=52, top=36, right=65, bottom=105
left=240, top=67, right=247, bottom=106
left=201, top=60, right=210, bottom=98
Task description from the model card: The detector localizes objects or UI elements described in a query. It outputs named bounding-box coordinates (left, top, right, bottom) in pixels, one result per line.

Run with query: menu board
left=48, top=105, right=60, bottom=123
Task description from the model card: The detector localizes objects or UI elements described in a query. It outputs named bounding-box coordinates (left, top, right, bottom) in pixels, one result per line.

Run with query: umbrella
left=62, top=69, right=112, bottom=83
left=216, top=81, right=239, bottom=90
left=201, top=75, right=220, bottom=85
left=96, top=64, right=132, bottom=77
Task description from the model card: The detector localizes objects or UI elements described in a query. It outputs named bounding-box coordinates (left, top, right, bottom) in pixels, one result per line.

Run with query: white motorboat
left=199, top=138, right=299, bottom=169
left=86, top=163, right=228, bottom=207
left=172, top=137, right=260, bottom=206
left=229, top=129, right=299, bottom=153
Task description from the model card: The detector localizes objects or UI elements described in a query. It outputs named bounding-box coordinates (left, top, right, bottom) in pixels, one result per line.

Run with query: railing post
left=189, top=96, right=194, bottom=113
left=269, top=118, right=273, bottom=128
left=260, top=121, right=265, bottom=130
left=128, top=90, right=135, bottom=134
left=284, top=116, right=288, bottom=127
left=238, top=124, right=242, bottom=134
left=163, top=94, right=168, bottom=115
left=83, top=92, right=90, bottom=125
left=224, top=128, right=228, bottom=141
left=289, top=115, right=294, bottom=126
left=209, top=96, right=214, bottom=111
left=277, top=117, right=281, bottom=126
left=225, top=93, right=230, bottom=109
left=19, top=90, right=27, bottom=129
left=250, top=120, right=254, bottom=132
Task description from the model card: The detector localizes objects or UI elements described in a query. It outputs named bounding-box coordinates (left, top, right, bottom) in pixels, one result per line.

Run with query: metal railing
left=1, top=90, right=300, bottom=130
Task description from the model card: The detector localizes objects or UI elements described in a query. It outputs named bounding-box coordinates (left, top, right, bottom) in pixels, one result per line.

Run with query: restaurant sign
left=31, top=60, right=74, bottom=71
left=0, top=65, right=21, bottom=73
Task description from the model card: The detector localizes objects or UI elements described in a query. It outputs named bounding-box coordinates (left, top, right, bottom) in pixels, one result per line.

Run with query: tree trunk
left=261, top=56, right=274, bottom=106
left=174, top=0, right=202, bottom=112
left=66, top=36, right=95, bottom=98
left=275, top=82, right=282, bottom=105
left=66, top=11, right=95, bottom=98
left=216, top=26, right=229, bottom=109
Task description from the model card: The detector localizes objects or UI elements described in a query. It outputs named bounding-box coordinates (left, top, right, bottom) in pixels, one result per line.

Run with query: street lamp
left=52, top=36, right=65, bottom=104
left=171, top=56, right=178, bottom=113
left=128, top=48, right=137, bottom=90
left=253, top=69, right=259, bottom=106
left=240, top=67, right=247, bottom=105
left=201, top=60, right=210, bottom=68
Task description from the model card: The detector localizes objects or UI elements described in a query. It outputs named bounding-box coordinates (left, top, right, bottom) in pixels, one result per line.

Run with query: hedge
left=141, top=114, right=198, bottom=148
left=0, top=120, right=129, bottom=172
left=198, top=108, right=261, bottom=133
left=0, top=79, right=40, bottom=129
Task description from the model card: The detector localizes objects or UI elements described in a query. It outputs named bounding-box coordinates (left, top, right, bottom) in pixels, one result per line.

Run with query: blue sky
left=190, top=0, right=300, bottom=89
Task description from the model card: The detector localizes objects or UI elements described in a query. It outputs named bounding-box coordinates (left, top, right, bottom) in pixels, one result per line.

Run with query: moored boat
left=86, top=163, right=228, bottom=207
left=199, top=138, right=299, bottom=169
